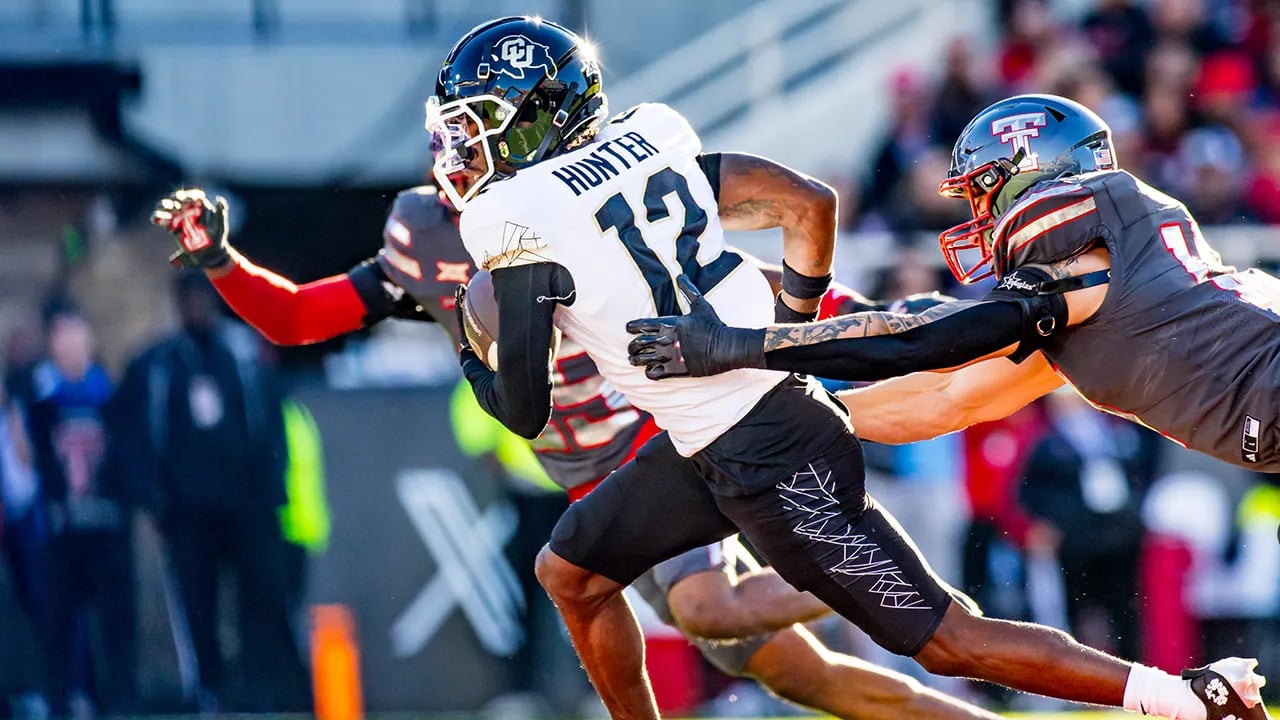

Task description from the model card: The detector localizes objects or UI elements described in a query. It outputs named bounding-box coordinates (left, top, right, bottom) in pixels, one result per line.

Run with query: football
left=460, top=269, right=562, bottom=371
left=461, top=269, right=502, bottom=370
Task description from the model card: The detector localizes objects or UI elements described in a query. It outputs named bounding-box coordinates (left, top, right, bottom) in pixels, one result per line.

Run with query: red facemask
left=937, top=158, right=1019, bottom=284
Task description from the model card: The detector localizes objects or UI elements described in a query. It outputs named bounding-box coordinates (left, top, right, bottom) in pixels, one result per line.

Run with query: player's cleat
left=1183, top=657, right=1271, bottom=719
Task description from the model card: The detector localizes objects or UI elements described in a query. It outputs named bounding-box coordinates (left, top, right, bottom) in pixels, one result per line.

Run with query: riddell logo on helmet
left=491, top=36, right=557, bottom=80
left=991, top=112, right=1047, bottom=172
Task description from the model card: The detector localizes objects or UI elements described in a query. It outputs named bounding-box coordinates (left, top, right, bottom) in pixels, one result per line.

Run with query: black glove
left=151, top=189, right=231, bottom=270
left=626, top=275, right=766, bottom=380
left=887, top=291, right=957, bottom=315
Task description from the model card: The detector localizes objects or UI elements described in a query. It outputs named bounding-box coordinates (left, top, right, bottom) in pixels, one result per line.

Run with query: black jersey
left=995, top=170, right=1280, bottom=470
left=374, top=187, right=649, bottom=490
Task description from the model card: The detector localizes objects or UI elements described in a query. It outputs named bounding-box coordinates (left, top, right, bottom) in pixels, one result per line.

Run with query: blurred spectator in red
left=1251, top=11, right=1280, bottom=109
left=956, top=408, right=1044, bottom=706
left=996, top=0, right=1058, bottom=92
left=26, top=304, right=137, bottom=718
left=959, top=407, right=1045, bottom=619
left=902, top=0, right=1280, bottom=240
left=1243, top=111, right=1280, bottom=223
left=1018, top=390, right=1148, bottom=659
left=1194, top=50, right=1259, bottom=133
left=1173, top=125, right=1254, bottom=223
left=1081, top=0, right=1155, bottom=97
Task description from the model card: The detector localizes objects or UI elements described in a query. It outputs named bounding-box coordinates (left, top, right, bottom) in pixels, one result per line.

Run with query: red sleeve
left=817, top=281, right=878, bottom=319
left=211, top=254, right=368, bottom=346
left=817, top=286, right=853, bottom=320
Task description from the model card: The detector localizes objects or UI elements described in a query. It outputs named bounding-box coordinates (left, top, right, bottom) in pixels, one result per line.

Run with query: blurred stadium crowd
left=848, top=0, right=1280, bottom=246
left=1, top=0, right=1280, bottom=718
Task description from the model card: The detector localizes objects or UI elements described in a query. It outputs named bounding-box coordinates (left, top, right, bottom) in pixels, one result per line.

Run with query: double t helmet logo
left=991, top=112, right=1047, bottom=172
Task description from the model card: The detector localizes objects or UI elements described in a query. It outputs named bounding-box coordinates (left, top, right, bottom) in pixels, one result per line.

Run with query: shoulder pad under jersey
left=377, top=186, right=475, bottom=310
left=991, top=172, right=1107, bottom=275
left=602, top=103, right=701, bottom=157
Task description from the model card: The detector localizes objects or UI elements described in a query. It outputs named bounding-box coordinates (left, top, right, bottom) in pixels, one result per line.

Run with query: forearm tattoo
left=720, top=197, right=783, bottom=226
left=718, top=154, right=813, bottom=228
left=762, top=301, right=978, bottom=352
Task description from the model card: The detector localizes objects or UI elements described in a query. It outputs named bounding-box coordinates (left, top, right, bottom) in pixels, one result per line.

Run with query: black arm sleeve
left=347, top=259, right=436, bottom=326
left=459, top=262, right=574, bottom=439
left=762, top=301, right=1026, bottom=381
left=761, top=266, right=1068, bottom=381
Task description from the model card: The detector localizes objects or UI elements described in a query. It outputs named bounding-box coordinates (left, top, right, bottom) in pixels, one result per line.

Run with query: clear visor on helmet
left=424, top=94, right=518, bottom=210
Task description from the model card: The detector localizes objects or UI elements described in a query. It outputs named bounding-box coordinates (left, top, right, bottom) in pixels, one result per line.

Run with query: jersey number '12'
left=594, top=166, right=741, bottom=315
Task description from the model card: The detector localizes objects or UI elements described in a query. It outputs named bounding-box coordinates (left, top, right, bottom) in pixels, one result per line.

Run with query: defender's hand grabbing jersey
left=994, top=169, right=1280, bottom=470
left=460, top=104, right=786, bottom=455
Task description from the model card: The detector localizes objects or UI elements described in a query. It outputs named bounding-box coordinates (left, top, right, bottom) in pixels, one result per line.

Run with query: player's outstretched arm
left=838, top=354, right=1065, bottom=444
left=153, top=189, right=411, bottom=346
left=713, top=153, right=837, bottom=318
left=629, top=264, right=1073, bottom=381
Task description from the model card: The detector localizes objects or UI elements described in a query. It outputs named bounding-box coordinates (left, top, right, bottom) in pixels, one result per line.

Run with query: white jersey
left=459, top=103, right=786, bottom=455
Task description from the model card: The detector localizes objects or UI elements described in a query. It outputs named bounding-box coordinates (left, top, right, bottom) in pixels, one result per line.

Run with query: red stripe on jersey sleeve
left=212, top=255, right=368, bottom=346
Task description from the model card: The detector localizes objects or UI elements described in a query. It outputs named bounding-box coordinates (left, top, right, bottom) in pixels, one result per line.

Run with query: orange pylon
left=311, top=604, right=364, bottom=720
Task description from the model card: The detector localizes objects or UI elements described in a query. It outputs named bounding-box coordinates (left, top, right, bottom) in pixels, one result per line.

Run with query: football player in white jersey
left=429, top=16, right=1262, bottom=720
left=153, top=178, right=999, bottom=719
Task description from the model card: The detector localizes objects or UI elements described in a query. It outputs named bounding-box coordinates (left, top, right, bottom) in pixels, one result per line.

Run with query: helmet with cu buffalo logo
left=427, top=16, right=607, bottom=210
left=938, top=93, right=1116, bottom=283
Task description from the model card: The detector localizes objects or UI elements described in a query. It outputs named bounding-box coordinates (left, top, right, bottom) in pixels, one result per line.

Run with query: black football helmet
left=427, top=16, right=607, bottom=209
left=938, top=94, right=1116, bottom=283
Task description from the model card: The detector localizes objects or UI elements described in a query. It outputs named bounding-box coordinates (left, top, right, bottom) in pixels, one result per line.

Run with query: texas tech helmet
left=938, top=94, right=1116, bottom=283
left=427, top=16, right=607, bottom=209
